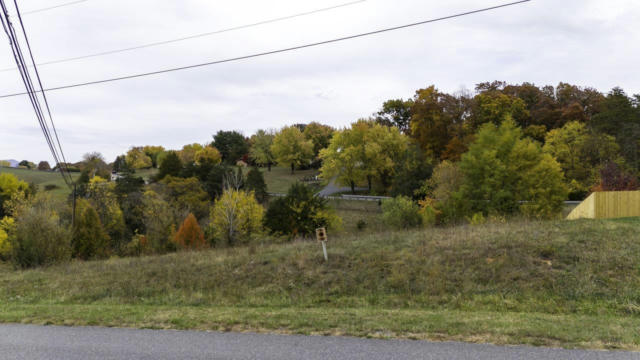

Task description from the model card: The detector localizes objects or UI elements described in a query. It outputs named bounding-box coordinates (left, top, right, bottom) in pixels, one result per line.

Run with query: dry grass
left=1, top=218, right=639, bottom=349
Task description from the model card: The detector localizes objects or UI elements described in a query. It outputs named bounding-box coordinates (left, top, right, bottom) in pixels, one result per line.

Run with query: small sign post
left=316, top=227, right=328, bottom=262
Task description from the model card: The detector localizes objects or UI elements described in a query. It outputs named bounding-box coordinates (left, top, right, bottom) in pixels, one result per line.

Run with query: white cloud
left=0, top=0, right=639, bottom=162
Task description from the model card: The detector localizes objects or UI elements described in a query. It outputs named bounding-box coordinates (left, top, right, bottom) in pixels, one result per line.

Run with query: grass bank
left=0, top=167, right=78, bottom=199
left=1, top=218, right=639, bottom=350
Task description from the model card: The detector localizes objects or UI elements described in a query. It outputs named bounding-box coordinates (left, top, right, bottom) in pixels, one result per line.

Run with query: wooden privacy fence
left=567, top=191, right=640, bottom=220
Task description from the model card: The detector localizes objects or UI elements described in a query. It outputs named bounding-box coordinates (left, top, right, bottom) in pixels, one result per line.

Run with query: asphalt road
left=1, top=324, right=638, bottom=360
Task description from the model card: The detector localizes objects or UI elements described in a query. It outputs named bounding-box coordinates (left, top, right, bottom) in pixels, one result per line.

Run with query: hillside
left=1, top=218, right=639, bottom=349
left=0, top=167, right=77, bottom=198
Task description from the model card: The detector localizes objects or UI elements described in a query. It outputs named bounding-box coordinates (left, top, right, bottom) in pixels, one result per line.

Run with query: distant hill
left=0, top=159, right=18, bottom=168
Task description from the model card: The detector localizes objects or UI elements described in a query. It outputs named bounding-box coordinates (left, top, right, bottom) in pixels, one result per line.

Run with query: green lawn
left=261, top=167, right=322, bottom=194
left=1, top=218, right=639, bottom=350
left=0, top=167, right=78, bottom=199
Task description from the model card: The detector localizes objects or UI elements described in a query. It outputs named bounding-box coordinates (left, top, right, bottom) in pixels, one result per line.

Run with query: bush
left=173, top=213, right=206, bottom=250
left=356, top=219, right=367, bottom=231
left=44, top=184, right=59, bottom=192
left=72, top=200, right=110, bottom=260
left=211, top=190, right=263, bottom=246
left=264, top=183, right=340, bottom=238
left=9, top=194, right=71, bottom=268
left=123, top=233, right=151, bottom=257
left=381, top=196, right=423, bottom=229
left=0, top=217, right=14, bottom=260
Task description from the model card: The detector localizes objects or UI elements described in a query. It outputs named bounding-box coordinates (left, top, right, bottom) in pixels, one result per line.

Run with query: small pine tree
left=73, top=201, right=110, bottom=260
left=173, top=213, right=206, bottom=250
left=245, top=167, right=268, bottom=202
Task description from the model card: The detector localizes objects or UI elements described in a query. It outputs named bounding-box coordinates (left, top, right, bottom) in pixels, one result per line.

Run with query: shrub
left=381, top=196, right=423, bottom=229
left=0, top=173, right=29, bottom=218
left=123, top=233, right=151, bottom=257
left=0, top=217, right=14, bottom=260
left=173, top=213, right=206, bottom=250
left=9, top=194, right=71, bottom=268
left=356, top=219, right=367, bottom=231
left=72, top=200, right=110, bottom=260
left=264, top=183, right=340, bottom=238
left=211, top=190, right=263, bottom=246
left=44, top=184, right=59, bottom=192
left=418, top=198, right=440, bottom=226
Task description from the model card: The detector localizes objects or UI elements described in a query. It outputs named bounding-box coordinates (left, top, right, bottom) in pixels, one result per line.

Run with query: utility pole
left=71, top=183, right=77, bottom=228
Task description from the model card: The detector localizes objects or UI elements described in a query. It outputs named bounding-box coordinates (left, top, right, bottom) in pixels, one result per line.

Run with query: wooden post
left=316, top=227, right=328, bottom=262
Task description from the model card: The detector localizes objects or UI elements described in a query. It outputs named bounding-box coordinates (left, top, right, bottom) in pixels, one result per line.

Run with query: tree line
left=1, top=80, right=639, bottom=268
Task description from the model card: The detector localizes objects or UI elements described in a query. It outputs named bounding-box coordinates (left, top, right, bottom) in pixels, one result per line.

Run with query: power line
left=23, top=0, right=90, bottom=15
left=0, top=0, right=531, bottom=99
left=13, top=0, right=72, bottom=180
left=0, top=0, right=73, bottom=186
left=0, top=0, right=367, bottom=72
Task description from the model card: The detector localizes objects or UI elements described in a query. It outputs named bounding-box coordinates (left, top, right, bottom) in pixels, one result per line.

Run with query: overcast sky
left=0, top=0, right=638, bottom=163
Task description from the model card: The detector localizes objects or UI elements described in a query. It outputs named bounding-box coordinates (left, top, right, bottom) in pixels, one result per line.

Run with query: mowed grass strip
left=1, top=304, right=638, bottom=350
left=260, top=167, right=320, bottom=194
left=1, top=218, right=639, bottom=349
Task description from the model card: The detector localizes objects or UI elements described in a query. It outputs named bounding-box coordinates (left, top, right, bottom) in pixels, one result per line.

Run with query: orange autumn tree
left=173, top=213, right=206, bottom=250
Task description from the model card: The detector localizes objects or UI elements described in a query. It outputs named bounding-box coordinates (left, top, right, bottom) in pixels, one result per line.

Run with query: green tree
left=544, top=121, right=621, bottom=198
left=156, top=151, right=183, bottom=180
left=245, top=167, right=268, bottom=203
left=19, top=160, right=35, bottom=169
left=126, top=147, right=153, bottom=169
left=195, top=146, right=222, bottom=166
left=143, top=146, right=165, bottom=168
left=319, top=121, right=369, bottom=193
left=37, top=161, right=51, bottom=171
left=375, top=98, right=414, bottom=134
left=179, top=143, right=204, bottom=165
left=86, top=177, right=126, bottom=251
left=271, top=126, right=314, bottom=174
left=409, top=86, right=454, bottom=159
left=82, top=152, right=110, bottom=178
left=72, top=200, right=110, bottom=260
left=249, top=129, right=276, bottom=171
left=455, top=118, right=567, bottom=219
left=303, top=122, right=334, bottom=164
left=142, top=190, right=177, bottom=253
left=160, top=176, right=210, bottom=220
left=363, top=123, right=409, bottom=191
left=212, top=131, right=249, bottom=165
left=468, top=91, right=530, bottom=130
left=210, top=190, right=263, bottom=246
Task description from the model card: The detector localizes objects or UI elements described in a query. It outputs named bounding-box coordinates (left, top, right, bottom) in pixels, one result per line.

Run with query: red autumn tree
left=593, top=162, right=639, bottom=191
left=173, top=213, right=206, bottom=250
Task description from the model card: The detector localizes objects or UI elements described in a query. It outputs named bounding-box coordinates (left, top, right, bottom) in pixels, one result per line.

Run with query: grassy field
left=1, top=218, right=639, bottom=350
left=0, top=167, right=78, bottom=199
left=261, top=167, right=322, bottom=194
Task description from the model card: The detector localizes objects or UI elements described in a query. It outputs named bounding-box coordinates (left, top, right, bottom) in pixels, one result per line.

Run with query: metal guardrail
left=269, top=192, right=584, bottom=204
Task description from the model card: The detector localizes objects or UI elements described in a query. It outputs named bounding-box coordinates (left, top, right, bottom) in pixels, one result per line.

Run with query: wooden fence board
left=567, top=191, right=640, bottom=220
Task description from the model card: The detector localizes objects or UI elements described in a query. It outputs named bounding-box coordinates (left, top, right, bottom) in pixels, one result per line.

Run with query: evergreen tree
left=245, top=167, right=268, bottom=203
left=72, top=201, right=110, bottom=260
left=156, top=151, right=183, bottom=180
